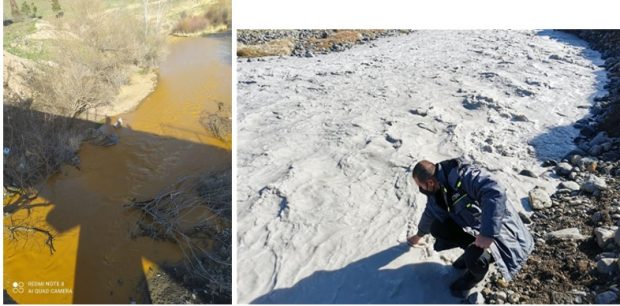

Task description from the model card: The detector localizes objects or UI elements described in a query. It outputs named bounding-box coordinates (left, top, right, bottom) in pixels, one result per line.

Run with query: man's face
left=414, top=176, right=440, bottom=195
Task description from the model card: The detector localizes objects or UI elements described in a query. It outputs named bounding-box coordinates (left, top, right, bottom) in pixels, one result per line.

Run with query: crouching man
left=407, top=158, right=534, bottom=296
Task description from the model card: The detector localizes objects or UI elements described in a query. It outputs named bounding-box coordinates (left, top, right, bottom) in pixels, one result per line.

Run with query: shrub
left=173, top=15, right=209, bottom=34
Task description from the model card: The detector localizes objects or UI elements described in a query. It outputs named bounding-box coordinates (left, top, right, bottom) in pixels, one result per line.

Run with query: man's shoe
left=449, top=272, right=481, bottom=297
left=452, top=254, right=466, bottom=269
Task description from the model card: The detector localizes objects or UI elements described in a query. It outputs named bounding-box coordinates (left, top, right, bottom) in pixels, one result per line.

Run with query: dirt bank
left=237, top=29, right=411, bottom=58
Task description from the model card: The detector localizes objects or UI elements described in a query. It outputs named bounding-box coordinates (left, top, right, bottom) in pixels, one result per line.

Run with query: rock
left=409, top=108, right=428, bottom=117
left=581, top=125, right=596, bottom=137
left=542, top=160, right=557, bottom=167
left=545, top=227, right=587, bottom=241
left=580, top=157, right=598, bottom=172
left=595, top=290, right=618, bottom=304
left=575, top=296, right=583, bottom=304
left=591, top=131, right=610, bottom=146
left=496, top=278, right=509, bottom=288
left=556, top=162, right=573, bottom=176
left=597, top=258, right=618, bottom=275
left=495, top=291, right=507, bottom=302
left=592, top=211, right=604, bottom=223
left=569, top=172, right=578, bottom=180
left=529, top=186, right=552, bottom=210
left=507, top=293, right=520, bottom=304
left=569, top=154, right=583, bottom=166
left=595, top=227, right=616, bottom=248
left=518, top=211, right=532, bottom=224
left=581, top=175, right=608, bottom=194
left=590, top=144, right=603, bottom=156
left=559, top=181, right=580, bottom=191
left=615, top=228, right=620, bottom=246
left=482, top=287, right=493, bottom=298
left=519, top=169, right=538, bottom=178
left=467, top=291, right=485, bottom=304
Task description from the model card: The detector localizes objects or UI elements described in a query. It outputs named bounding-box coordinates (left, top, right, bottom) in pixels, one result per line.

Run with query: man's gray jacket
left=416, top=158, right=534, bottom=281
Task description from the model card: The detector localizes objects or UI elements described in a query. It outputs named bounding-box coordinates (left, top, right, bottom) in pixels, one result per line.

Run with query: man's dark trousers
left=430, top=218, right=492, bottom=282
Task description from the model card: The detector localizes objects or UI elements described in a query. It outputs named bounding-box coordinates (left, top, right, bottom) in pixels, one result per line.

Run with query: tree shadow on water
left=3, top=105, right=231, bottom=303
left=252, top=245, right=461, bottom=304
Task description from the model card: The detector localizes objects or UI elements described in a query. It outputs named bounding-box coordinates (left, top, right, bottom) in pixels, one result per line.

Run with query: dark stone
left=519, top=169, right=538, bottom=178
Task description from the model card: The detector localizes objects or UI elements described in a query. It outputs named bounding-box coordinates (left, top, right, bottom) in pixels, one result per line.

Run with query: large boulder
left=529, top=186, right=552, bottom=210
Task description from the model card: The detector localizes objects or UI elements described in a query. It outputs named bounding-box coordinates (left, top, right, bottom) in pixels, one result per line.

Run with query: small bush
left=173, top=15, right=209, bottom=34
left=204, top=2, right=231, bottom=29
left=172, top=0, right=231, bottom=35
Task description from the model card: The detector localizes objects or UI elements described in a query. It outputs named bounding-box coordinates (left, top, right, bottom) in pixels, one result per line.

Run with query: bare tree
left=9, top=0, right=21, bottom=18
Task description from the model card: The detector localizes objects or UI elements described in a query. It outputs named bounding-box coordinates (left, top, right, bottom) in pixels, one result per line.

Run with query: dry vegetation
left=200, top=101, right=232, bottom=142
left=3, top=0, right=167, bottom=190
left=237, top=38, right=295, bottom=58
left=172, top=0, right=231, bottom=35
left=126, top=170, right=232, bottom=302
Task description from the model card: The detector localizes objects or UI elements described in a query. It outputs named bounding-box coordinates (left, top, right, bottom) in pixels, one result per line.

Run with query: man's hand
left=474, top=234, right=494, bottom=249
left=407, top=234, right=423, bottom=247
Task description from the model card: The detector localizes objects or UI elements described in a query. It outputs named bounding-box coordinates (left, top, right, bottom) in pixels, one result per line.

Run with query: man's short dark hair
left=412, top=160, right=436, bottom=181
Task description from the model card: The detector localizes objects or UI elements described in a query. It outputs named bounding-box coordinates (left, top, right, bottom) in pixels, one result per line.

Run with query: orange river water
left=3, top=33, right=232, bottom=303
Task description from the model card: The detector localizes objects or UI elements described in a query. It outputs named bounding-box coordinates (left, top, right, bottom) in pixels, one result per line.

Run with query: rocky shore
left=477, top=30, right=620, bottom=305
left=237, top=29, right=410, bottom=58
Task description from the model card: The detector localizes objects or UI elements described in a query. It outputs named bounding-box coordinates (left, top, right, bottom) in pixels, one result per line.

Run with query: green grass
left=2, top=19, right=49, bottom=60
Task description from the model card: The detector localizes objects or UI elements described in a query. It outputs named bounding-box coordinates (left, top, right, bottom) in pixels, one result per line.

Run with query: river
left=3, top=32, right=231, bottom=303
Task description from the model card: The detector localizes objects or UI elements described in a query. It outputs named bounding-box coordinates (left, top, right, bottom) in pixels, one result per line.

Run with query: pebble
left=596, top=258, right=619, bottom=275
left=559, top=181, right=581, bottom=191
left=545, top=227, right=587, bottom=241
left=467, top=291, right=485, bottom=304
left=581, top=175, right=608, bottom=194
left=556, top=162, right=573, bottom=176
left=496, top=278, right=509, bottom=288
left=507, top=293, right=520, bottom=304
left=519, top=169, right=538, bottom=178
left=594, top=227, right=616, bottom=248
left=569, top=154, right=583, bottom=166
left=495, top=291, right=507, bottom=302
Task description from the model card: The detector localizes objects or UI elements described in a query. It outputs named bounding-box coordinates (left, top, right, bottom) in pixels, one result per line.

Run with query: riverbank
left=237, top=29, right=411, bottom=58
left=478, top=30, right=620, bottom=305
left=99, top=67, right=158, bottom=118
